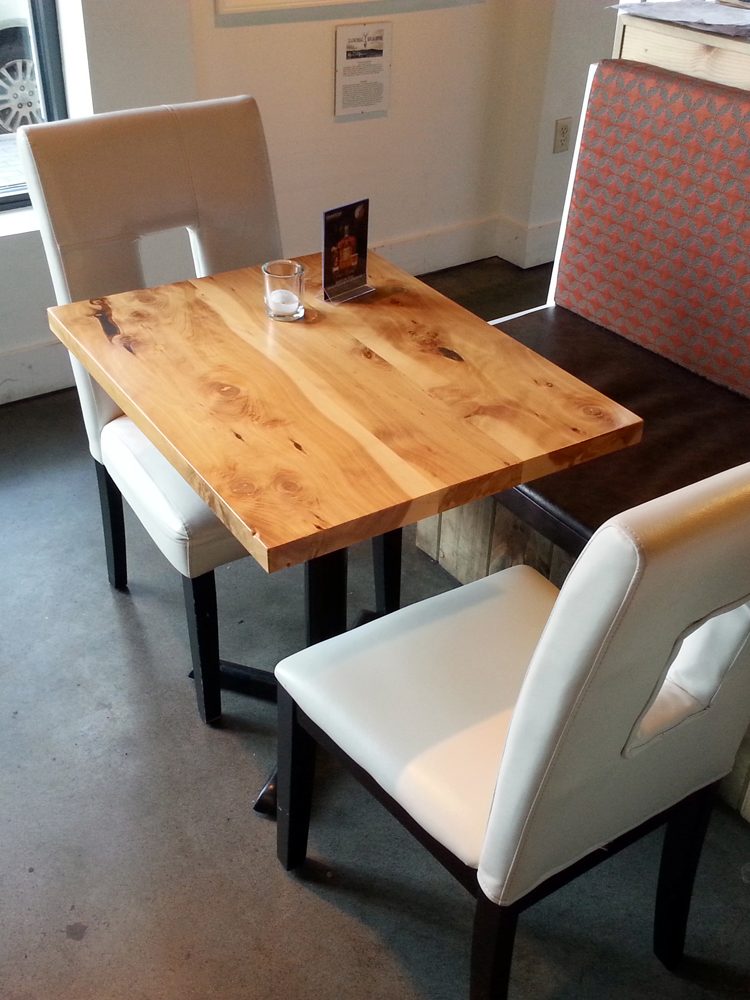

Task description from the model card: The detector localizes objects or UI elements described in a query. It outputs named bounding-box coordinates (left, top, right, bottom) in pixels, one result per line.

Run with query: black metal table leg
left=253, top=547, right=349, bottom=816
left=373, top=527, right=402, bottom=616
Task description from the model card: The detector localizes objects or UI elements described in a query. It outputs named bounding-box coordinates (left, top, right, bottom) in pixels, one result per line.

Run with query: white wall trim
left=373, top=214, right=501, bottom=275
left=0, top=340, right=74, bottom=405
left=0, top=207, right=39, bottom=239
left=494, top=213, right=561, bottom=269
left=373, top=213, right=560, bottom=275
left=488, top=303, right=548, bottom=328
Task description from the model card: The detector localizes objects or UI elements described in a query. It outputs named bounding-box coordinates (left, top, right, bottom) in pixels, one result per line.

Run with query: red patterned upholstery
left=555, top=61, right=750, bottom=398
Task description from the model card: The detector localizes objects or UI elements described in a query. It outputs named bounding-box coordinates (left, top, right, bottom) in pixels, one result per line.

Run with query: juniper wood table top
left=48, top=252, right=642, bottom=573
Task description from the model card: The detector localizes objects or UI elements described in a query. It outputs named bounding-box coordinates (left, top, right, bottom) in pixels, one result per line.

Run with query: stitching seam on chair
left=167, top=104, right=202, bottom=242
left=497, top=524, right=643, bottom=899
left=55, top=233, right=143, bottom=253
left=21, top=139, right=74, bottom=302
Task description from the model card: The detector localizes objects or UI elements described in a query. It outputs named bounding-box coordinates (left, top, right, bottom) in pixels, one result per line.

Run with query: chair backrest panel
left=18, top=96, right=282, bottom=460
left=552, top=60, right=750, bottom=398
left=479, top=463, right=750, bottom=906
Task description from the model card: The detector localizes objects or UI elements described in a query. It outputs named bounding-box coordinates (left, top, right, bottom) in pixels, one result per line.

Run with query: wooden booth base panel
left=415, top=496, right=575, bottom=590
left=415, top=498, right=750, bottom=823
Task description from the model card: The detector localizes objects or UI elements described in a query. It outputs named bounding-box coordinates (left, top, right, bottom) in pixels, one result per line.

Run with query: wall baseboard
left=494, top=215, right=561, bottom=269
left=375, top=213, right=560, bottom=275
left=374, top=215, right=501, bottom=275
left=0, top=340, right=74, bottom=405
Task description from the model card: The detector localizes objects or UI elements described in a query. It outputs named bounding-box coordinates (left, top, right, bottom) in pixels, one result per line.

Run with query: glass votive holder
left=262, top=259, right=305, bottom=322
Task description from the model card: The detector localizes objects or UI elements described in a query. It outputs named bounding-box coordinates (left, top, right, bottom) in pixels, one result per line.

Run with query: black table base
left=251, top=529, right=402, bottom=817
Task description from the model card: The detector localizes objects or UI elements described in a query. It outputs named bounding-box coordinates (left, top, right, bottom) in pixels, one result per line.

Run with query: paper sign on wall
left=334, top=23, right=392, bottom=118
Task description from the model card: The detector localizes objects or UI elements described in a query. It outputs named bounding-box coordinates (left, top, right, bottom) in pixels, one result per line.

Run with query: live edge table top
left=48, top=252, right=642, bottom=574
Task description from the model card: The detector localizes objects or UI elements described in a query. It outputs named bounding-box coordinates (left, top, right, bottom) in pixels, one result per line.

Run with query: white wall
left=0, top=228, right=61, bottom=401
left=524, top=0, right=618, bottom=263
left=83, top=0, right=196, bottom=111
left=493, top=0, right=617, bottom=267
left=0, top=0, right=617, bottom=403
left=189, top=0, right=507, bottom=273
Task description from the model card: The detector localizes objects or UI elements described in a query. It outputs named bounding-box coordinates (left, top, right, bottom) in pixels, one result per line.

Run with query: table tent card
left=323, top=199, right=375, bottom=304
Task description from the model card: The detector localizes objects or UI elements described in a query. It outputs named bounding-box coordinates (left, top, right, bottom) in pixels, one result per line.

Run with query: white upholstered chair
left=18, top=96, right=282, bottom=724
left=275, top=463, right=750, bottom=998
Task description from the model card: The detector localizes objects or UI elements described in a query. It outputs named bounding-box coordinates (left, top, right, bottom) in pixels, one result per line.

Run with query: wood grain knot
left=217, top=384, right=241, bottom=398
left=91, top=298, right=119, bottom=340
left=206, top=381, right=254, bottom=419
left=377, top=282, right=408, bottom=302
left=229, top=477, right=258, bottom=497
left=274, top=474, right=303, bottom=497
left=357, top=344, right=388, bottom=368
left=116, top=336, right=139, bottom=355
left=438, top=347, right=464, bottom=362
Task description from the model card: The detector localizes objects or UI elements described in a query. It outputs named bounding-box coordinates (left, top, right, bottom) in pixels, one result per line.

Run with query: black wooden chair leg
left=470, top=894, right=519, bottom=1000
left=94, top=460, right=127, bottom=590
left=182, top=571, right=222, bottom=725
left=654, top=783, right=715, bottom=970
left=277, top=687, right=317, bottom=870
left=373, top=527, right=402, bottom=616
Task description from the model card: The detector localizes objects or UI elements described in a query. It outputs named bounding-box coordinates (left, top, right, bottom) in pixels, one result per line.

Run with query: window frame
left=1, top=0, right=68, bottom=211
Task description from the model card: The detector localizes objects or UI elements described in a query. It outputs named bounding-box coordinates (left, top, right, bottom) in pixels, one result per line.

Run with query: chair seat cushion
left=276, top=565, right=559, bottom=868
left=100, top=416, right=248, bottom=578
left=496, top=306, right=750, bottom=555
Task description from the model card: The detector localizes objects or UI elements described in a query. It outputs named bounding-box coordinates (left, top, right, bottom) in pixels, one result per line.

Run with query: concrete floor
left=2, top=259, right=749, bottom=999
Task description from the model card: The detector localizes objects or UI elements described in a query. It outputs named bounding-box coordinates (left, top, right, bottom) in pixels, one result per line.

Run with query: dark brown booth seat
left=496, top=305, right=750, bottom=557
left=489, top=58, right=749, bottom=562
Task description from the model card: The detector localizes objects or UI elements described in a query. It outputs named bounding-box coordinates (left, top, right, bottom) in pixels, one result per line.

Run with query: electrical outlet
left=553, top=117, right=572, bottom=154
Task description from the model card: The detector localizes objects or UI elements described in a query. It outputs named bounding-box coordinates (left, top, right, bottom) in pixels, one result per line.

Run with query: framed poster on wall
left=216, top=0, right=381, bottom=11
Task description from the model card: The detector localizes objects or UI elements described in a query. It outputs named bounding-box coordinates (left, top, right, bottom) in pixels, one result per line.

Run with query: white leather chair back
left=479, top=463, right=750, bottom=905
left=18, top=96, right=282, bottom=460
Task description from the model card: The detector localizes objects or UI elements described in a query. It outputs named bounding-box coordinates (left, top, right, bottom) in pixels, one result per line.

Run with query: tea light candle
left=268, top=289, right=300, bottom=316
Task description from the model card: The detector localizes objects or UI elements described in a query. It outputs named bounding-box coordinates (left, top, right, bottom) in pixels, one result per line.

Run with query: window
left=0, top=0, right=67, bottom=210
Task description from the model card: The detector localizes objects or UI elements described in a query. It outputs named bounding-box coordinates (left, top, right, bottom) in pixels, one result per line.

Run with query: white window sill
left=0, top=206, right=39, bottom=239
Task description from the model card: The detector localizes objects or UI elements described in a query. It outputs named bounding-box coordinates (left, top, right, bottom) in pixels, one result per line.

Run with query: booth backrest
left=553, top=60, right=750, bottom=398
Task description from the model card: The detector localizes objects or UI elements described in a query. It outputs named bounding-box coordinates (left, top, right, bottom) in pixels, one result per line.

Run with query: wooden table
left=48, top=252, right=641, bottom=567
left=48, top=251, right=642, bottom=809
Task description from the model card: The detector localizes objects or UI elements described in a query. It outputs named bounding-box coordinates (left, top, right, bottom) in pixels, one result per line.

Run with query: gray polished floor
left=2, top=258, right=748, bottom=1000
